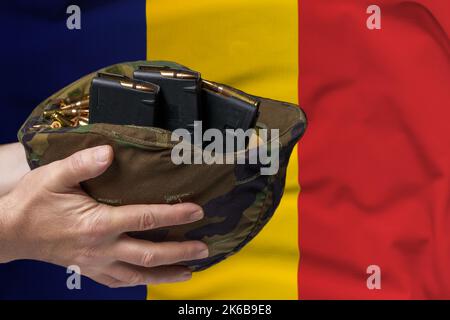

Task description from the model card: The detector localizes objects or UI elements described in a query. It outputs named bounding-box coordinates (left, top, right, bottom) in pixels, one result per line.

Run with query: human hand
left=0, top=145, right=208, bottom=287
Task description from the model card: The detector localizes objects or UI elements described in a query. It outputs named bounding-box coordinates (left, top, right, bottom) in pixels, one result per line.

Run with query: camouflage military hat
left=18, top=61, right=307, bottom=271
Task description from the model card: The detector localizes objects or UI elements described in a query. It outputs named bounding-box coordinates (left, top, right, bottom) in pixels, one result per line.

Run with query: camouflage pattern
left=18, top=61, right=307, bottom=271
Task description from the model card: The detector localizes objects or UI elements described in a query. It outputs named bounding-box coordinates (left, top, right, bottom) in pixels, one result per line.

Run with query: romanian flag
left=0, top=0, right=449, bottom=299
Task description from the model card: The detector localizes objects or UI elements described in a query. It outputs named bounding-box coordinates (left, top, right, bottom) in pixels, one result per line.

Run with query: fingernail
left=195, top=246, right=209, bottom=259
left=95, top=146, right=110, bottom=163
left=189, top=209, right=204, bottom=222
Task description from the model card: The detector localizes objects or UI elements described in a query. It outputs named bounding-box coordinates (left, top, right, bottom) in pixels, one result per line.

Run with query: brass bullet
left=43, top=110, right=56, bottom=119
left=138, top=65, right=198, bottom=79
left=202, top=79, right=259, bottom=108
left=160, top=70, right=197, bottom=79
left=45, top=109, right=85, bottom=119
left=119, top=80, right=154, bottom=92
left=120, top=80, right=134, bottom=89
left=71, top=118, right=79, bottom=127
left=32, top=124, right=51, bottom=130
left=60, top=96, right=90, bottom=110
left=98, top=72, right=156, bottom=92
left=51, top=112, right=72, bottom=127
left=50, top=121, right=62, bottom=129
left=135, top=83, right=155, bottom=92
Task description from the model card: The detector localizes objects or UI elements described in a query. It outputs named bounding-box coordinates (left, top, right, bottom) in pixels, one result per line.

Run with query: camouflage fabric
left=18, top=61, right=307, bottom=271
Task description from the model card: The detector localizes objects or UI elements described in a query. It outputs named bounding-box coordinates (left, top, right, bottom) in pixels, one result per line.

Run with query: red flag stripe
left=298, top=0, right=450, bottom=299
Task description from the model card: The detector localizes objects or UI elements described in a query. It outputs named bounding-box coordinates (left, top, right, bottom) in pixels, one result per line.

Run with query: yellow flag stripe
left=146, top=0, right=299, bottom=299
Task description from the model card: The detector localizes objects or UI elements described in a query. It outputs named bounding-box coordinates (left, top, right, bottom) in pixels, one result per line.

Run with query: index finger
left=105, top=203, right=204, bottom=234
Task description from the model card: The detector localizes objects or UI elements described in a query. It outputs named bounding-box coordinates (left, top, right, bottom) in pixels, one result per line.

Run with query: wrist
left=0, top=143, right=30, bottom=197
left=0, top=194, right=21, bottom=263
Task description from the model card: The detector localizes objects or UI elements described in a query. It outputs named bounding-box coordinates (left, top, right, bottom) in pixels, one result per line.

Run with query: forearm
left=0, top=143, right=30, bottom=196
left=0, top=195, right=16, bottom=263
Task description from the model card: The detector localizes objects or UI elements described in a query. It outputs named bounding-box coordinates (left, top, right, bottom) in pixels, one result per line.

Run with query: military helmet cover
left=18, top=61, right=307, bottom=271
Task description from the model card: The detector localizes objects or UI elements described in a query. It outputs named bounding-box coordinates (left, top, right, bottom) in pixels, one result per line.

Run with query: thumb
left=45, top=145, right=113, bottom=191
